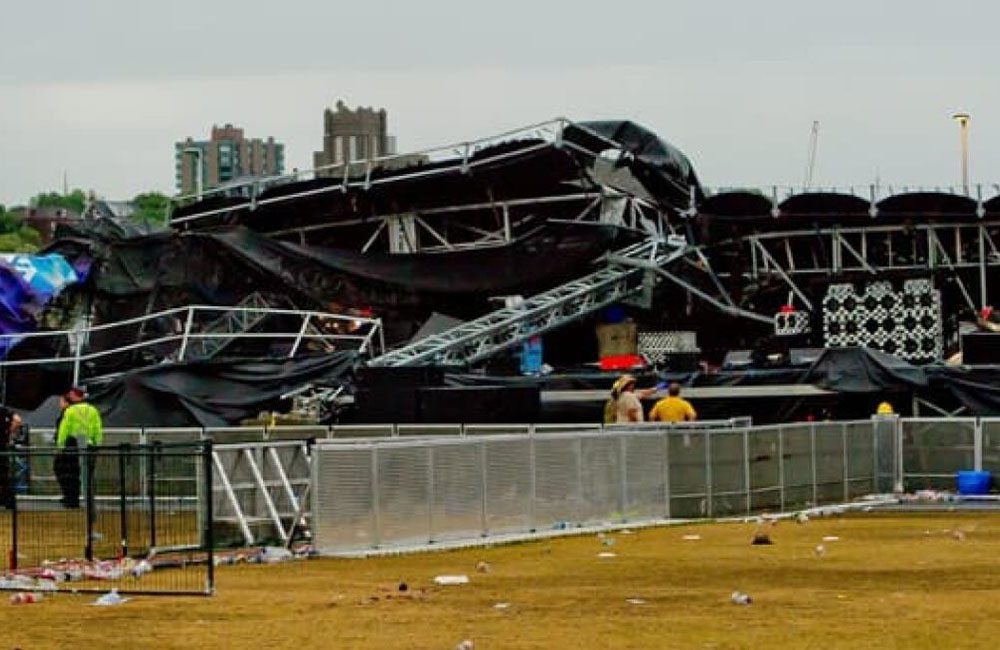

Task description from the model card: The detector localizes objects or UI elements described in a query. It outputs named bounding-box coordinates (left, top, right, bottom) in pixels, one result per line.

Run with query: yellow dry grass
left=3, top=513, right=1000, bottom=649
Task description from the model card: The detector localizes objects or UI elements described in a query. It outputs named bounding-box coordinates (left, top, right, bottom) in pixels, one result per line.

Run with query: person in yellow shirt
left=649, top=383, right=697, bottom=423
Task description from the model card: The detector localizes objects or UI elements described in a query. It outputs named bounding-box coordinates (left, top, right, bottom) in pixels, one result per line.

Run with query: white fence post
left=619, top=436, right=628, bottom=523
left=974, top=419, right=984, bottom=472
left=480, top=440, right=488, bottom=536
left=743, top=428, right=751, bottom=515
left=810, top=423, right=818, bottom=505
left=663, top=431, right=671, bottom=519
left=371, top=447, right=381, bottom=548
left=894, top=418, right=904, bottom=493
left=704, top=431, right=713, bottom=517
left=778, top=426, right=785, bottom=511
left=427, top=446, right=435, bottom=543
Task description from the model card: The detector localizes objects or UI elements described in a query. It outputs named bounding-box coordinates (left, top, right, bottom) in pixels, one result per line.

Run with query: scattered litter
left=814, top=544, right=826, bottom=557
left=626, top=598, right=646, bottom=605
left=475, top=561, right=491, bottom=574
left=93, top=589, right=128, bottom=606
left=751, top=533, right=773, bottom=546
left=130, top=560, right=153, bottom=578
left=602, top=537, right=616, bottom=547
left=454, top=640, right=474, bottom=650
left=730, top=591, right=752, bottom=605
left=259, top=546, right=293, bottom=564
left=795, top=512, right=809, bottom=524
left=822, top=536, right=840, bottom=542
left=493, top=602, right=511, bottom=610
left=434, top=575, right=470, bottom=585
left=597, top=552, right=617, bottom=559
left=682, top=534, right=701, bottom=541
left=9, top=592, right=42, bottom=605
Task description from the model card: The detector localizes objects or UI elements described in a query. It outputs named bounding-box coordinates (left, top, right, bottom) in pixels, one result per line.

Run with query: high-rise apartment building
left=313, top=101, right=399, bottom=176
left=175, top=124, right=285, bottom=195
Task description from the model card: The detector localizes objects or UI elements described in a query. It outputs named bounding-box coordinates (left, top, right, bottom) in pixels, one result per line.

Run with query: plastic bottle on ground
left=730, top=591, right=752, bottom=605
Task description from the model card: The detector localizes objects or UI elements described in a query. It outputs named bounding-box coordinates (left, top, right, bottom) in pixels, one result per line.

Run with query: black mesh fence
left=0, top=442, right=213, bottom=596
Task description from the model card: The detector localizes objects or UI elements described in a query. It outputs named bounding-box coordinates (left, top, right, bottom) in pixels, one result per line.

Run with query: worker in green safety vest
left=53, top=388, right=103, bottom=509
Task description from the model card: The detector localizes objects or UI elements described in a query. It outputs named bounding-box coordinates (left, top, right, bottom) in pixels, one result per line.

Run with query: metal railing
left=0, top=303, right=384, bottom=384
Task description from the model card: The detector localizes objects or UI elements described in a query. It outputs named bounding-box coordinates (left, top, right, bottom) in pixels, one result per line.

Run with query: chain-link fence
left=311, top=422, right=880, bottom=555
left=0, top=443, right=213, bottom=596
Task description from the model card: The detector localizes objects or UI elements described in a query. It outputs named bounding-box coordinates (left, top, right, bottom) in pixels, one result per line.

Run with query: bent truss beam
left=368, top=238, right=688, bottom=367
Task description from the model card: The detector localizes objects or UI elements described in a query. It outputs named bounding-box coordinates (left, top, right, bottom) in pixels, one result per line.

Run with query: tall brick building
left=175, top=124, right=285, bottom=195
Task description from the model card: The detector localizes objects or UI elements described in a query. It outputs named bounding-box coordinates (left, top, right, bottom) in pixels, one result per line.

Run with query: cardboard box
left=596, top=321, right=637, bottom=358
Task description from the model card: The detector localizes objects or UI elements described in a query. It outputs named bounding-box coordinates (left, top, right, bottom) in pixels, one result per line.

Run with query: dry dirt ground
left=3, top=513, right=1000, bottom=649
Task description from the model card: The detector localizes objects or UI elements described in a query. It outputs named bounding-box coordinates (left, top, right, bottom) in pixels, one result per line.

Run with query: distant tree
left=131, top=192, right=172, bottom=225
left=32, top=189, right=87, bottom=215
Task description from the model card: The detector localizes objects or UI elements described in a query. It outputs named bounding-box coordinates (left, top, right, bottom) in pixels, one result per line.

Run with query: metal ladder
left=368, top=237, right=687, bottom=367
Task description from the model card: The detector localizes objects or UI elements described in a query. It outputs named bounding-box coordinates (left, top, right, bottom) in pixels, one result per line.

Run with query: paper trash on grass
left=626, top=598, right=646, bottom=605
left=433, top=575, right=469, bottom=585
left=493, top=602, right=511, bottom=609
left=93, top=589, right=128, bottom=606
left=597, top=552, right=617, bottom=558
left=682, top=534, right=701, bottom=541
left=822, top=536, right=840, bottom=542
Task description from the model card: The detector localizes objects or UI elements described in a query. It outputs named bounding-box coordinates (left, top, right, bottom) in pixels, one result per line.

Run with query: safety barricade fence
left=310, top=421, right=880, bottom=555
left=0, top=442, right=213, bottom=596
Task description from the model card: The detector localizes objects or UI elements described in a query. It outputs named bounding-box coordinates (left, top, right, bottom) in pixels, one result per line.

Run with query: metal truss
left=369, top=238, right=688, bottom=367
left=743, top=220, right=1000, bottom=311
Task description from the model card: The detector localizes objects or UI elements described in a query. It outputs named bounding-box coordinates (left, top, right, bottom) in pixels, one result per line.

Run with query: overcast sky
left=2, top=0, right=998, bottom=205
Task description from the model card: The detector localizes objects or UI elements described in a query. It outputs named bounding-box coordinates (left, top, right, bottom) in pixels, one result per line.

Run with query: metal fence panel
left=748, top=426, right=781, bottom=512
left=533, top=436, right=582, bottom=530
left=312, top=446, right=375, bottom=552
left=709, top=430, right=747, bottom=517
left=667, top=430, right=708, bottom=518
left=579, top=436, right=622, bottom=524
left=377, top=445, right=431, bottom=546
left=483, top=438, right=532, bottom=534
left=780, top=424, right=814, bottom=509
left=430, top=441, right=482, bottom=542
left=624, top=433, right=668, bottom=521
left=978, top=418, right=1000, bottom=476
left=814, top=422, right=846, bottom=503
left=902, top=418, right=976, bottom=489
left=845, top=421, right=877, bottom=498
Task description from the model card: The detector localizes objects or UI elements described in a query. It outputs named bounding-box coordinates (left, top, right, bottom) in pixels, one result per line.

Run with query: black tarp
left=562, top=120, right=702, bottom=209
left=75, top=352, right=358, bottom=428
left=800, top=347, right=927, bottom=392
left=926, top=365, right=1000, bottom=415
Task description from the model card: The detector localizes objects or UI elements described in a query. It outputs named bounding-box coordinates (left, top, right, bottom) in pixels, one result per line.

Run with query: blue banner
left=0, top=254, right=82, bottom=358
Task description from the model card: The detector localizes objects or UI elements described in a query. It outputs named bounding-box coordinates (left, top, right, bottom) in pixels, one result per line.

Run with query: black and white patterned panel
left=823, top=279, right=942, bottom=363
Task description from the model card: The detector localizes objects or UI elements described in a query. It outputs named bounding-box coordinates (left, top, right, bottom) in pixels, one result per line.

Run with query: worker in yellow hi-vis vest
left=54, top=388, right=103, bottom=509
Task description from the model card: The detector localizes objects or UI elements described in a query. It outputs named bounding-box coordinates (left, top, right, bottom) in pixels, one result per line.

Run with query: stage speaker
left=961, top=333, right=1000, bottom=365
left=789, top=348, right=824, bottom=366
left=353, top=387, right=419, bottom=423
left=722, top=350, right=752, bottom=371
left=418, top=385, right=540, bottom=423
left=355, top=366, right=444, bottom=389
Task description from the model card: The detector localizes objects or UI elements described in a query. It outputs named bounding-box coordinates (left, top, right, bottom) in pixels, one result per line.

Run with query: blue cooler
left=956, top=470, right=992, bottom=495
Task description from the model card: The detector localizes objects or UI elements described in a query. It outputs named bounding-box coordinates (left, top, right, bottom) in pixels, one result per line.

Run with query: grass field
left=2, top=512, right=1000, bottom=649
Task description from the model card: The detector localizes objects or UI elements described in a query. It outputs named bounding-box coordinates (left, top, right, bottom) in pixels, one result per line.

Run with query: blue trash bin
left=956, top=470, right=992, bottom=495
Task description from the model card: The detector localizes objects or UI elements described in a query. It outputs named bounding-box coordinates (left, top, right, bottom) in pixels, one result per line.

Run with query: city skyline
left=3, top=1, right=1000, bottom=205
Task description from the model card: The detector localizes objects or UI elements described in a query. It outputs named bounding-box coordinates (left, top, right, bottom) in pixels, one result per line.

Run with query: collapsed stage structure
left=6, top=118, right=1000, bottom=425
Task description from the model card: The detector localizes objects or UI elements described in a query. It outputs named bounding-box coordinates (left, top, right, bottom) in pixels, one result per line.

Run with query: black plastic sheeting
left=563, top=120, right=702, bottom=209
left=74, top=352, right=359, bottom=428
left=800, top=347, right=928, bottom=393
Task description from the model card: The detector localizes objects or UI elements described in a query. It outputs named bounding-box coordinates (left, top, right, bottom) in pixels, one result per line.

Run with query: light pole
left=951, top=112, right=971, bottom=195
left=183, top=147, right=204, bottom=201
